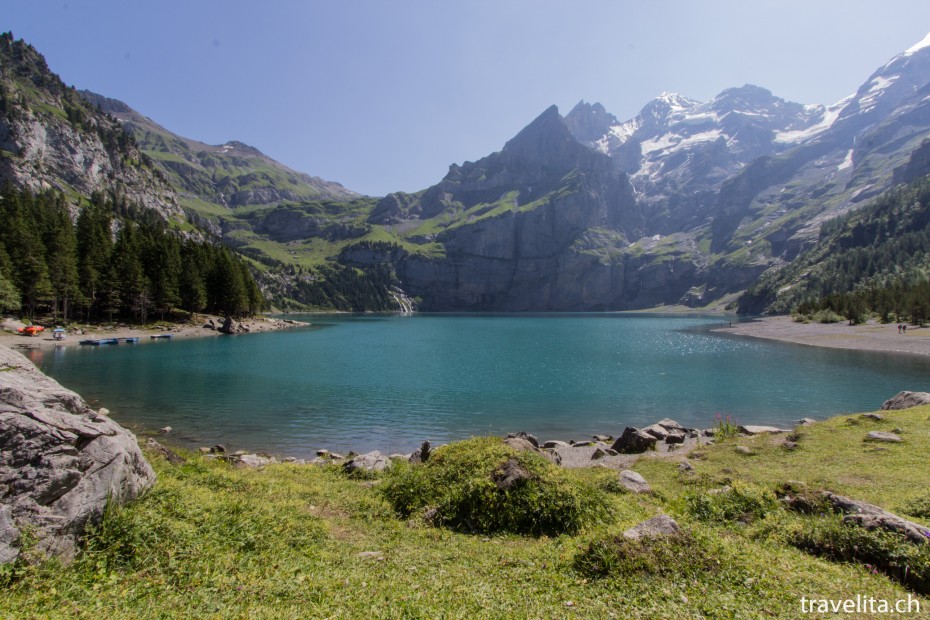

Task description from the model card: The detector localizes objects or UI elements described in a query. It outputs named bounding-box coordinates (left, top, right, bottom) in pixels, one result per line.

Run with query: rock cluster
left=0, top=346, right=155, bottom=564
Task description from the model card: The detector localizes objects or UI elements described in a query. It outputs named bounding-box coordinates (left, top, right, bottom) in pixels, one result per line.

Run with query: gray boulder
left=235, top=454, right=275, bottom=467
left=642, top=423, right=669, bottom=440
left=821, top=492, right=930, bottom=545
left=623, top=514, right=680, bottom=540
left=739, top=425, right=789, bottom=435
left=865, top=431, right=903, bottom=443
left=610, top=427, right=658, bottom=454
left=542, top=440, right=569, bottom=449
left=656, top=418, right=686, bottom=432
left=0, top=345, right=155, bottom=564
left=219, top=316, right=238, bottom=334
left=618, top=470, right=652, bottom=494
left=343, top=450, right=389, bottom=474
left=881, top=391, right=930, bottom=410
left=504, top=437, right=538, bottom=452
left=506, top=431, right=539, bottom=448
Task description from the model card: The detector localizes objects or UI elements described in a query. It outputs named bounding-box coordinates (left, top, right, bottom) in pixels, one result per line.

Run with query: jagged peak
left=564, top=100, right=620, bottom=144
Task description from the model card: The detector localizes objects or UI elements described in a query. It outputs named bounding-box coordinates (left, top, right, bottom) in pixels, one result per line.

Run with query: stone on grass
left=492, top=458, right=532, bottom=490
left=0, top=345, right=155, bottom=564
left=820, top=492, right=930, bottom=545
left=738, top=425, right=789, bottom=435
left=504, top=437, right=538, bottom=452
left=797, top=418, right=816, bottom=426
left=865, top=431, right=903, bottom=443
left=236, top=454, right=274, bottom=468
left=506, top=431, right=539, bottom=448
left=144, top=437, right=186, bottom=465
left=861, top=413, right=884, bottom=421
left=678, top=460, right=694, bottom=473
left=735, top=446, right=755, bottom=456
left=623, top=514, right=680, bottom=540
left=610, top=427, right=658, bottom=454
left=881, top=391, right=930, bottom=410
left=618, top=470, right=652, bottom=494
left=343, top=450, right=389, bottom=474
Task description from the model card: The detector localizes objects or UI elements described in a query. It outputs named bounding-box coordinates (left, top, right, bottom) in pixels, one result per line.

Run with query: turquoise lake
left=26, top=314, right=930, bottom=457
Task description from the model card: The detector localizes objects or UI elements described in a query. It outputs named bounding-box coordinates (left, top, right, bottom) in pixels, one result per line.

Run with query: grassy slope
left=5, top=406, right=930, bottom=619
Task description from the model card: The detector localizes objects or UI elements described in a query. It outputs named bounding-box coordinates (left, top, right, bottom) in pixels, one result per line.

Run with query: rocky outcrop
left=881, top=391, right=930, bottom=410
left=0, top=345, right=155, bottom=564
left=623, top=514, right=681, bottom=540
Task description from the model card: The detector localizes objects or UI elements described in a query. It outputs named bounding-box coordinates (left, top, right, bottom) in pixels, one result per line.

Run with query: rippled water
left=27, top=314, right=930, bottom=457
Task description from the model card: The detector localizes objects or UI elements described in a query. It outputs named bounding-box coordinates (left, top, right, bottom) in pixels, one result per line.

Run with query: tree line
left=738, top=175, right=930, bottom=322
left=0, top=185, right=264, bottom=321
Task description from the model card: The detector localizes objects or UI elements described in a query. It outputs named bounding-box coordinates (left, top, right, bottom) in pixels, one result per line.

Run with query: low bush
left=574, top=531, right=712, bottom=579
left=902, top=493, right=930, bottom=520
left=686, top=482, right=780, bottom=524
left=380, top=437, right=612, bottom=536
left=790, top=517, right=930, bottom=594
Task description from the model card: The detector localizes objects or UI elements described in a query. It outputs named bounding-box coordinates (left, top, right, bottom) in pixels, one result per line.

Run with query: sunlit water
left=27, top=314, right=930, bottom=457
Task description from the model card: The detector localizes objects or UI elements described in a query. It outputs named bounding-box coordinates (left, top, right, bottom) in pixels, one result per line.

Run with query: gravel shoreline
left=0, top=314, right=310, bottom=350
left=714, top=316, right=930, bottom=357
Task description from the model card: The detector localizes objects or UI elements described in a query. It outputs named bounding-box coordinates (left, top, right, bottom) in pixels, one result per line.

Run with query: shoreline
left=0, top=314, right=311, bottom=351
left=714, top=316, right=930, bottom=357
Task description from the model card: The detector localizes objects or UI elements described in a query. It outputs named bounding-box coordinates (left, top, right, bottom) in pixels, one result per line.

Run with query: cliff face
left=0, top=34, right=182, bottom=220
left=358, top=106, right=712, bottom=310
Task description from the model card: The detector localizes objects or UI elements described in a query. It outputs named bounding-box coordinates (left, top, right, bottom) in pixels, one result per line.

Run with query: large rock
left=865, top=431, right=903, bottom=443
left=618, top=470, right=652, bottom=494
left=738, top=425, right=789, bottom=435
left=821, top=492, right=930, bottom=545
left=610, top=427, right=658, bottom=454
left=219, top=316, right=239, bottom=335
left=881, top=391, right=930, bottom=410
left=623, top=514, right=681, bottom=540
left=343, top=450, right=389, bottom=474
left=0, top=345, right=155, bottom=564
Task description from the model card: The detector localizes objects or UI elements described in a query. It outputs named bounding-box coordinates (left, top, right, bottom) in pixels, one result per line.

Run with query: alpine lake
left=26, top=313, right=930, bottom=458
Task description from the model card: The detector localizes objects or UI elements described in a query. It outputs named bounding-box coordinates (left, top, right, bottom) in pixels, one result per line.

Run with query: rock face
left=0, top=345, right=155, bottom=564
left=881, top=391, right=930, bottom=410
left=0, top=35, right=182, bottom=221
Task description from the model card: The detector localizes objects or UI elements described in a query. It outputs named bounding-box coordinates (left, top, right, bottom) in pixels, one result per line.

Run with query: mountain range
left=3, top=30, right=930, bottom=312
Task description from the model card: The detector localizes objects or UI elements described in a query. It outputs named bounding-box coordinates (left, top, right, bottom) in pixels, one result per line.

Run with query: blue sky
left=6, top=1, right=930, bottom=196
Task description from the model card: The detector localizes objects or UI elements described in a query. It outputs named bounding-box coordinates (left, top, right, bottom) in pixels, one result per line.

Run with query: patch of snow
left=837, top=149, right=854, bottom=172
left=774, top=94, right=852, bottom=144
left=905, top=31, right=930, bottom=56
left=641, top=129, right=723, bottom=155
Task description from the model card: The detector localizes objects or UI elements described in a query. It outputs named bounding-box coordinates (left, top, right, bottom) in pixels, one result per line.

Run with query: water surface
left=28, top=314, right=930, bottom=456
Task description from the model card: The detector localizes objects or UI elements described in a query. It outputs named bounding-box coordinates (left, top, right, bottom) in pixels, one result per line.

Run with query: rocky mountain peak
left=711, top=84, right=781, bottom=112
left=78, top=90, right=132, bottom=115
left=564, top=100, right=618, bottom=144
left=499, top=105, right=612, bottom=174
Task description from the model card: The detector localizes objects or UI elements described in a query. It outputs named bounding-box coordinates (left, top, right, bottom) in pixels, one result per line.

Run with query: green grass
left=4, top=406, right=930, bottom=618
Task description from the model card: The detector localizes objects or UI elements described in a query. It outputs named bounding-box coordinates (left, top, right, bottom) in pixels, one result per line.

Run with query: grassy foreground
left=4, top=407, right=930, bottom=619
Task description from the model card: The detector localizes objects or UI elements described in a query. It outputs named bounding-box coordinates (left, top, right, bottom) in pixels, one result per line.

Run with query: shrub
left=790, top=516, right=930, bottom=594
left=686, top=482, right=780, bottom=524
left=380, top=437, right=612, bottom=536
left=812, top=309, right=844, bottom=324
left=902, top=493, right=930, bottom=520
left=712, top=413, right=739, bottom=440
left=574, top=531, right=712, bottom=579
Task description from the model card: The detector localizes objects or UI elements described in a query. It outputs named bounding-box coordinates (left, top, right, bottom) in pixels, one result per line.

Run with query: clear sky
left=6, top=1, right=930, bottom=196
